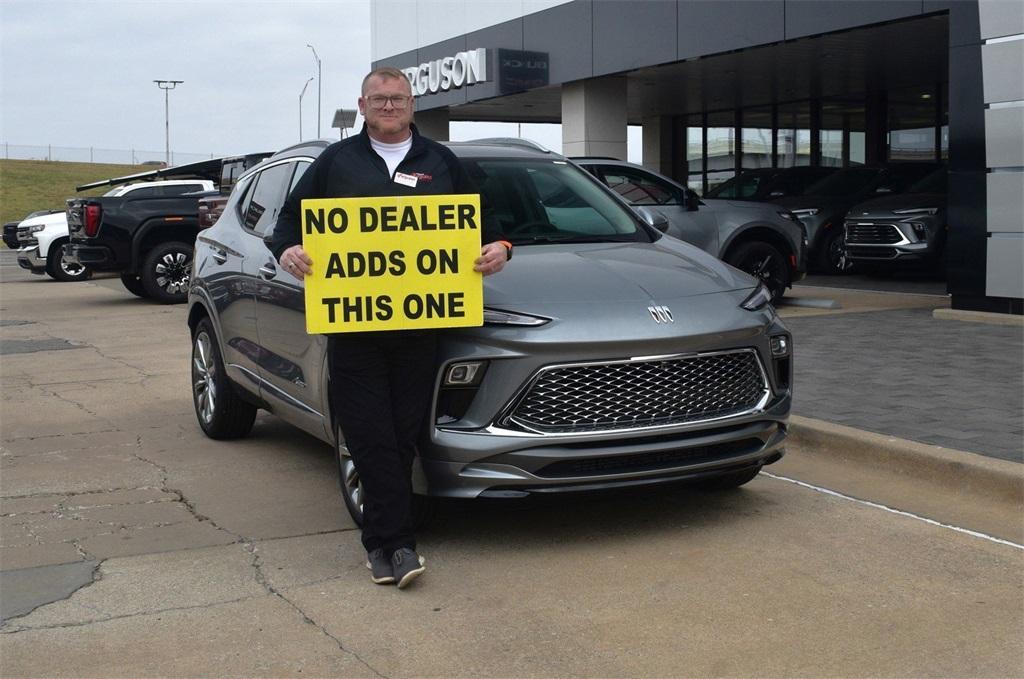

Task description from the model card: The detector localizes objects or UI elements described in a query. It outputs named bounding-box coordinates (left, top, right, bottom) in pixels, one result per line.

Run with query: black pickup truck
left=66, top=152, right=271, bottom=303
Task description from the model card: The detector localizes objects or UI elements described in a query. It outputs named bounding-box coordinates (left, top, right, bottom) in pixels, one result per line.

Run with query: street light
left=299, top=77, right=314, bottom=141
left=153, top=80, right=183, bottom=166
left=306, top=43, right=321, bottom=138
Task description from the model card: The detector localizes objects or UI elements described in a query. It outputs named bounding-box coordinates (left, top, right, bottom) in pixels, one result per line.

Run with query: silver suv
left=574, top=158, right=807, bottom=304
left=187, top=139, right=793, bottom=525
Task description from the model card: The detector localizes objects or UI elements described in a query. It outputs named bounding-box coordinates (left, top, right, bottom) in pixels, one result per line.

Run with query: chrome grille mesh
left=846, top=223, right=902, bottom=244
left=505, top=350, right=768, bottom=433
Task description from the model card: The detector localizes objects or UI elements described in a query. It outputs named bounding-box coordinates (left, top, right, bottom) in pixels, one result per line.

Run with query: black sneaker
left=391, top=548, right=426, bottom=589
left=365, top=548, right=395, bottom=585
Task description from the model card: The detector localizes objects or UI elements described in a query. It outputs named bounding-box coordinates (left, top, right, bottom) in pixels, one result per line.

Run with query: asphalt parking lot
left=1, top=254, right=1021, bottom=677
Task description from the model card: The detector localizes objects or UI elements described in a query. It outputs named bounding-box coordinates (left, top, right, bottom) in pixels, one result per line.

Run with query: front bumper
left=16, top=247, right=46, bottom=274
left=67, top=243, right=117, bottom=270
left=844, top=220, right=941, bottom=262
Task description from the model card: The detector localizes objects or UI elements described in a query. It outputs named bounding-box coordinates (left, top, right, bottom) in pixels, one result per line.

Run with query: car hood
left=483, top=238, right=755, bottom=308
left=18, top=212, right=68, bottom=228
left=847, top=193, right=945, bottom=217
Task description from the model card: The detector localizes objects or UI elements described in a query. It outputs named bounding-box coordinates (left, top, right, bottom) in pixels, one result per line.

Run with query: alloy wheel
left=192, top=330, right=217, bottom=426
left=155, top=251, right=191, bottom=294
left=339, top=443, right=365, bottom=517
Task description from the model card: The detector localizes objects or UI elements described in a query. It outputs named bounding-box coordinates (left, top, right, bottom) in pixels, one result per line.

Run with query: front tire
left=120, top=273, right=149, bottom=298
left=333, top=422, right=435, bottom=528
left=725, top=241, right=789, bottom=304
left=46, top=240, right=91, bottom=282
left=141, top=241, right=193, bottom=304
left=191, top=318, right=257, bottom=439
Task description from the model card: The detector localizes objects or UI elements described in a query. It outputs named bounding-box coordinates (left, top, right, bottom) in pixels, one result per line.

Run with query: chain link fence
left=1, top=142, right=219, bottom=166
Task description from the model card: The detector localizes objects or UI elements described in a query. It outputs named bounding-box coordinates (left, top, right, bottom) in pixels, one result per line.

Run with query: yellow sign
left=301, top=194, right=483, bottom=333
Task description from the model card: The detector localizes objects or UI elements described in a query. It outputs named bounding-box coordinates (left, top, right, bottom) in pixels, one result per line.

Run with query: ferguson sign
left=402, top=48, right=489, bottom=97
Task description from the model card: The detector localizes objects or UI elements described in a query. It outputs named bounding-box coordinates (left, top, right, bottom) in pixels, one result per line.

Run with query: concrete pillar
left=642, top=116, right=673, bottom=175
left=414, top=108, right=450, bottom=141
left=561, top=77, right=627, bottom=159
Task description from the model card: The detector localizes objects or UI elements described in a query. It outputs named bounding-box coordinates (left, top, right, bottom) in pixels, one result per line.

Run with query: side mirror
left=685, top=191, right=701, bottom=211
left=634, top=206, right=670, bottom=233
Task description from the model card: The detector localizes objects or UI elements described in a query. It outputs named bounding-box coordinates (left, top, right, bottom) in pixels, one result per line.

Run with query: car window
left=122, top=186, right=161, bottom=199
left=876, top=165, right=938, bottom=194
left=905, top=168, right=947, bottom=194
left=804, top=168, right=879, bottom=196
left=289, top=160, right=311, bottom=194
left=468, top=159, right=641, bottom=241
left=161, top=184, right=205, bottom=196
left=598, top=166, right=681, bottom=205
left=241, top=163, right=294, bottom=235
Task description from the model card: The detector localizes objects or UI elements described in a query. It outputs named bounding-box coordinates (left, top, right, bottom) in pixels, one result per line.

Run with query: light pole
left=153, top=80, right=183, bottom=166
left=299, top=77, right=314, bottom=141
left=306, top=44, right=321, bottom=138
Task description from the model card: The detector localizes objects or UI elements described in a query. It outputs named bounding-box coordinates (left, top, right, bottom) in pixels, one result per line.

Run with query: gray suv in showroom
left=574, top=158, right=806, bottom=304
left=187, top=139, right=793, bottom=525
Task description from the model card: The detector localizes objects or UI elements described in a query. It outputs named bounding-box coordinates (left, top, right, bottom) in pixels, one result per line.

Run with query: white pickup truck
left=15, top=179, right=215, bottom=281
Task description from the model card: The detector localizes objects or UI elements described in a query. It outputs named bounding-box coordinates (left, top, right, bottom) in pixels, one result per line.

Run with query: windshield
left=804, top=168, right=879, bottom=196
left=465, top=158, right=644, bottom=245
left=905, top=167, right=947, bottom=194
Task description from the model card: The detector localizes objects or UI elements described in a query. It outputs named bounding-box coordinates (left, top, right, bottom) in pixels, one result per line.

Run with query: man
left=268, top=67, right=509, bottom=590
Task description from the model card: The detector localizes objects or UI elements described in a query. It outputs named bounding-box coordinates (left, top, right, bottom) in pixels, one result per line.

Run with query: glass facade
left=679, top=88, right=948, bottom=196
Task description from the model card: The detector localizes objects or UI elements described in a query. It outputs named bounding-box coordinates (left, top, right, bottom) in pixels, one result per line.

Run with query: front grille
left=537, top=438, right=763, bottom=478
left=503, top=349, right=769, bottom=434
left=848, top=246, right=898, bottom=259
left=846, top=223, right=902, bottom=244
left=16, top=228, right=37, bottom=247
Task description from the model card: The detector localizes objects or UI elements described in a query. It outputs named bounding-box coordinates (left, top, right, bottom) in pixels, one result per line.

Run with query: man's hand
left=474, top=241, right=508, bottom=276
left=280, top=245, right=313, bottom=278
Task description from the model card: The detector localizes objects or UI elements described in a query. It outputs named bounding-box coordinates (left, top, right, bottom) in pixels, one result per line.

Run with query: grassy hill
left=0, top=159, right=148, bottom=231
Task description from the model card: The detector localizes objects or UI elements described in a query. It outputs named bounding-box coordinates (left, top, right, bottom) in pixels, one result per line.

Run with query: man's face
left=358, top=75, right=413, bottom=141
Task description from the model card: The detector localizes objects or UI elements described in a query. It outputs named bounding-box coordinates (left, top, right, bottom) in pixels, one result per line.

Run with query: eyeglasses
left=366, top=95, right=411, bottom=110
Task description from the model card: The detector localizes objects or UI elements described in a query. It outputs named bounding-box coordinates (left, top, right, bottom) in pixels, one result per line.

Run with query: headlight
left=777, top=211, right=798, bottom=222
left=483, top=308, right=550, bottom=326
left=740, top=283, right=773, bottom=311
left=28, top=224, right=46, bottom=233
left=791, top=208, right=820, bottom=218
left=893, top=207, right=938, bottom=215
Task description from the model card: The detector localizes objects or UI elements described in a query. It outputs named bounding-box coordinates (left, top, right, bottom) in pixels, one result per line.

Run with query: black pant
left=329, top=331, right=438, bottom=555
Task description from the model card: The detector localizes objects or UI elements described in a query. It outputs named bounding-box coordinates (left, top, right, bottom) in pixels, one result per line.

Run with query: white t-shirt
left=370, top=135, right=413, bottom=177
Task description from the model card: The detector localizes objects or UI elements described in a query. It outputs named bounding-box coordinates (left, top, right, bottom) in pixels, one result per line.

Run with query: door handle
left=258, top=263, right=277, bottom=279
left=211, top=248, right=228, bottom=264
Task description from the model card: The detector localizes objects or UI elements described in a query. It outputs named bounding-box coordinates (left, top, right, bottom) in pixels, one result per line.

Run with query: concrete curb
left=787, top=415, right=1023, bottom=505
left=933, top=308, right=1024, bottom=326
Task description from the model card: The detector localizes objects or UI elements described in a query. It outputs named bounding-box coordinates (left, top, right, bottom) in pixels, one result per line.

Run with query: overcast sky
left=2, top=0, right=644, bottom=162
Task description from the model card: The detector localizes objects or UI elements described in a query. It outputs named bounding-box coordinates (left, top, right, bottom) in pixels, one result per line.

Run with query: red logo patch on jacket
left=411, top=172, right=432, bottom=182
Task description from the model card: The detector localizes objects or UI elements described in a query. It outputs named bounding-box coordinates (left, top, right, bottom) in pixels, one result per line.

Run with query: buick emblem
left=648, top=305, right=674, bottom=323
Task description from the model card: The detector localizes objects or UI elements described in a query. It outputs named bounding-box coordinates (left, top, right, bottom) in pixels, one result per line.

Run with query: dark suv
left=774, top=163, right=939, bottom=274
left=844, top=167, right=948, bottom=272
left=705, top=167, right=837, bottom=202
left=187, top=139, right=792, bottom=525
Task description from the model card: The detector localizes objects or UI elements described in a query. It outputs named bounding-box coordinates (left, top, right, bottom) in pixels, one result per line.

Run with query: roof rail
left=465, top=137, right=551, bottom=153
left=569, top=156, right=620, bottom=161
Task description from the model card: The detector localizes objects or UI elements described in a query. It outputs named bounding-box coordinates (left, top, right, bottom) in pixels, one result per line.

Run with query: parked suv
left=574, top=158, right=806, bottom=304
left=188, top=139, right=792, bottom=526
left=843, top=167, right=948, bottom=273
left=705, top=167, right=836, bottom=202
left=774, top=162, right=939, bottom=274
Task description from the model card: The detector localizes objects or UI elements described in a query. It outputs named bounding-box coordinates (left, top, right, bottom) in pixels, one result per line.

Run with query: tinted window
left=598, top=166, right=680, bottom=205
left=161, top=184, right=205, bottom=196
left=242, top=163, right=294, bottom=235
left=289, top=161, right=311, bottom=194
left=875, top=165, right=938, bottom=194
left=122, top=186, right=160, bottom=199
left=469, top=159, right=640, bottom=240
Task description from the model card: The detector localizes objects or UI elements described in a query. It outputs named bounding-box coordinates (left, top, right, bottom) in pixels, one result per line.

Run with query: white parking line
left=761, top=472, right=1024, bottom=551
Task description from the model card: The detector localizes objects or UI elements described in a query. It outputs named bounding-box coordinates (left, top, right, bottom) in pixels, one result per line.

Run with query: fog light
left=444, top=361, right=485, bottom=386
left=770, top=335, right=790, bottom=357
left=911, top=222, right=927, bottom=239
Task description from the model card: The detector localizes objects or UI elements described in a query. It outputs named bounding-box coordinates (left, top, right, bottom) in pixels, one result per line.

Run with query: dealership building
left=371, top=0, right=1023, bottom=314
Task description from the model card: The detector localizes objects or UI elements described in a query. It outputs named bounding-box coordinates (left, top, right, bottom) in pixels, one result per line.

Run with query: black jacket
left=269, top=124, right=500, bottom=260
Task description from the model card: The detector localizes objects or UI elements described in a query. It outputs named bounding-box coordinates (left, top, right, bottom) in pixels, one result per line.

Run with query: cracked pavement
left=1, top=263, right=1022, bottom=677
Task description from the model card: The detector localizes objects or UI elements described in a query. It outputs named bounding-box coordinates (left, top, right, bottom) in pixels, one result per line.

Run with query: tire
left=725, top=241, right=789, bottom=304
left=141, top=241, right=193, bottom=304
left=696, top=465, right=762, bottom=490
left=333, top=422, right=435, bottom=529
left=817, top=229, right=857, bottom=275
left=120, top=273, right=149, bottom=298
left=191, top=318, right=257, bottom=439
left=45, top=240, right=91, bottom=282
